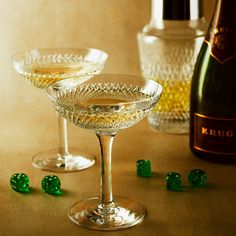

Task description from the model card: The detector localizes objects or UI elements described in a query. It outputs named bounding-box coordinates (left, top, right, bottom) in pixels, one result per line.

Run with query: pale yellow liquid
left=16, top=60, right=100, bottom=89
left=55, top=83, right=156, bottom=131
left=153, top=78, right=190, bottom=113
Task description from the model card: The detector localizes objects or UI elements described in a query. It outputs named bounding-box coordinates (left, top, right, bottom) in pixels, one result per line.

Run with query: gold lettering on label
left=210, top=129, right=217, bottom=136
left=226, top=130, right=234, bottom=138
left=220, top=27, right=224, bottom=33
left=201, top=127, right=234, bottom=138
left=202, top=127, right=208, bottom=135
left=217, top=130, right=225, bottom=137
left=214, top=27, right=235, bottom=34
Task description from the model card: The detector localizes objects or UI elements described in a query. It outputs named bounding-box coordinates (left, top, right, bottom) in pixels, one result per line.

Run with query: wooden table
left=0, top=113, right=235, bottom=236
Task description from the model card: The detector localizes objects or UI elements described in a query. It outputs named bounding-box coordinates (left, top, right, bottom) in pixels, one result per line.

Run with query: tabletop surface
left=0, top=113, right=235, bottom=236
left=0, top=1, right=223, bottom=235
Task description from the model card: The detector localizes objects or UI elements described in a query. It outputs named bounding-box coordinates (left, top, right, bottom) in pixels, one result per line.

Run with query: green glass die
left=10, top=173, right=30, bottom=193
left=166, top=172, right=182, bottom=191
left=136, top=159, right=151, bottom=177
left=42, top=175, right=62, bottom=195
left=188, top=169, right=207, bottom=188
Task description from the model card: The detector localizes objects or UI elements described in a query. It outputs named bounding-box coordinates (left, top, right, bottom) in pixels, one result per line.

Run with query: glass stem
left=58, top=115, right=70, bottom=158
left=96, top=131, right=116, bottom=204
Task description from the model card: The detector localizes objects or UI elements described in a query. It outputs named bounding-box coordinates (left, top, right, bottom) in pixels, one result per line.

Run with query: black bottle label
left=193, top=113, right=236, bottom=155
left=206, top=27, right=236, bottom=64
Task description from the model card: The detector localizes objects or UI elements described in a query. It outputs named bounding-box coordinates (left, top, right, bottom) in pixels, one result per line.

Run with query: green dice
left=136, top=159, right=151, bottom=177
left=41, top=175, right=62, bottom=195
left=10, top=173, right=30, bottom=193
left=188, top=169, right=207, bottom=188
left=166, top=172, right=182, bottom=191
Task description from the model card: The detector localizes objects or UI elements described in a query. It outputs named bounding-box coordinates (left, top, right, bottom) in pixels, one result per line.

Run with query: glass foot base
left=32, top=148, right=95, bottom=172
left=69, top=196, right=145, bottom=231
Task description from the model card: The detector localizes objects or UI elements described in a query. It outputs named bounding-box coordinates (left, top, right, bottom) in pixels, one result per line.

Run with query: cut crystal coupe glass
left=12, top=48, right=108, bottom=172
left=47, top=74, right=162, bottom=230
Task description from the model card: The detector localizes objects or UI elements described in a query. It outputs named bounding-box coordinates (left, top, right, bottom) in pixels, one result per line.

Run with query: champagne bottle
left=190, top=0, right=236, bottom=161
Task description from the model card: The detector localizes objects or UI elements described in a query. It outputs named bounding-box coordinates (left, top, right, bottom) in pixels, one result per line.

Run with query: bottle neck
left=151, top=0, right=204, bottom=21
left=206, top=0, right=236, bottom=64
left=210, top=0, right=236, bottom=30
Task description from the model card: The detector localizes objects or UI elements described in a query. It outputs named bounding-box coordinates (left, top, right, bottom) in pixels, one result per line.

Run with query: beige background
left=0, top=0, right=216, bottom=154
left=3, top=1, right=235, bottom=236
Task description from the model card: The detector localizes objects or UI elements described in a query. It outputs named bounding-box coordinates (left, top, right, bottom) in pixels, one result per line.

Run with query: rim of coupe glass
left=46, top=74, right=163, bottom=106
left=11, top=47, right=108, bottom=62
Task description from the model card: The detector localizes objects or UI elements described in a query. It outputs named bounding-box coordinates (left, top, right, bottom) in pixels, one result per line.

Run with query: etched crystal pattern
left=14, top=53, right=104, bottom=89
left=53, top=82, right=157, bottom=131
left=139, top=37, right=203, bottom=133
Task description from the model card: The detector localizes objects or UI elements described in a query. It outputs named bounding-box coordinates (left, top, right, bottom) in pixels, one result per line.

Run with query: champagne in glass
left=47, top=74, right=162, bottom=230
left=12, top=48, right=108, bottom=172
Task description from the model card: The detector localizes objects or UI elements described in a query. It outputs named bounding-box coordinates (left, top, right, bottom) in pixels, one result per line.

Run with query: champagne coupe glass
left=12, top=48, right=108, bottom=172
left=46, top=74, right=162, bottom=230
